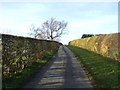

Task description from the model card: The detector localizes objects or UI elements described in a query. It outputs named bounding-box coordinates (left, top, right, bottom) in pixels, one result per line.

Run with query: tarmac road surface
left=22, top=45, right=93, bottom=88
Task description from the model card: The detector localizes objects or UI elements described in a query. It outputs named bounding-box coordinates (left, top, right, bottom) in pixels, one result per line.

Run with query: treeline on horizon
left=81, top=34, right=104, bottom=39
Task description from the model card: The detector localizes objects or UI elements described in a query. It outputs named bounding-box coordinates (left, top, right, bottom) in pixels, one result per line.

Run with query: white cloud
left=0, top=0, right=119, bottom=2
left=60, top=14, right=117, bottom=44
left=60, top=34, right=82, bottom=45
left=68, top=15, right=117, bottom=34
left=0, top=2, right=118, bottom=45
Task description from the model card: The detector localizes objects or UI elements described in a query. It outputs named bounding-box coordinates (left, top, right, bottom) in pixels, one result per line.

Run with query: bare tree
left=30, top=18, right=68, bottom=40
left=29, top=24, right=38, bottom=38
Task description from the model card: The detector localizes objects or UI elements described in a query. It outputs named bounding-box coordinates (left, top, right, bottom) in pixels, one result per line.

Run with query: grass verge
left=67, top=45, right=120, bottom=88
left=2, top=48, right=59, bottom=89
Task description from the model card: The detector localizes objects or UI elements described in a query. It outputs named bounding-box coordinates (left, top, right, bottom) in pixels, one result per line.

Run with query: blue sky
left=0, top=1, right=118, bottom=44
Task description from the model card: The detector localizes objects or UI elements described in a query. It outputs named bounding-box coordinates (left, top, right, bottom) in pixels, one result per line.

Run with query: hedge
left=2, top=34, right=61, bottom=80
left=69, top=33, right=120, bottom=60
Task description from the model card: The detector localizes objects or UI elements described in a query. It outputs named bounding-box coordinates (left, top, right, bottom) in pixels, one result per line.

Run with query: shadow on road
left=22, top=45, right=93, bottom=88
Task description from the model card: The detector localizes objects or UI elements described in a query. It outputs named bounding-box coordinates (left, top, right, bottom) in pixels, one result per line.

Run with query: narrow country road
left=22, top=45, right=93, bottom=88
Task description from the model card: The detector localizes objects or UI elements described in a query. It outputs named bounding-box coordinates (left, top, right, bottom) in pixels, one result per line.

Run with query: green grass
left=2, top=48, right=59, bottom=89
left=67, top=45, right=120, bottom=88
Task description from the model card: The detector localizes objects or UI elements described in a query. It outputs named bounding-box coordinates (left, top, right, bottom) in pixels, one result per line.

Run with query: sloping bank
left=69, top=33, right=120, bottom=60
left=2, top=34, right=61, bottom=88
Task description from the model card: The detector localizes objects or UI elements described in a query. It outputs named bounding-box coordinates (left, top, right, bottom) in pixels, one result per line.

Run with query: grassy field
left=67, top=45, right=119, bottom=88
left=2, top=48, right=59, bottom=89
